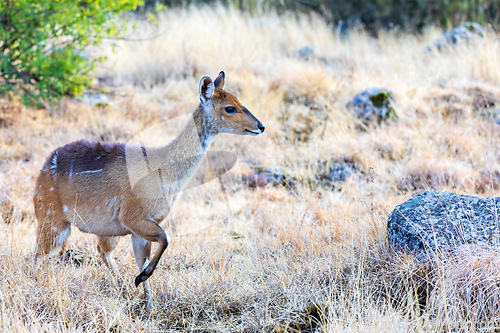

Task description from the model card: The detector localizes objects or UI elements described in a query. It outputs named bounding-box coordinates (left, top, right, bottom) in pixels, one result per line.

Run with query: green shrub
left=0, top=0, right=140, bottom=106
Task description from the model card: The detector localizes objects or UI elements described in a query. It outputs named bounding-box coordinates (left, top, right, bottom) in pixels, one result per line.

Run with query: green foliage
left=324, top=0, right=499, bottom=32
left=0, top=0, right=140, bottom=106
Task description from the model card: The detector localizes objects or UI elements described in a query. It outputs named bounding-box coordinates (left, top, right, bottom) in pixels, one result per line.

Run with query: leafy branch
left=0, top=0, right=141, bottom=107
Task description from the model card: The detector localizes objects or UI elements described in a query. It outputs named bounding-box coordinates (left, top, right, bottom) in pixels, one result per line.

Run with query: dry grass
left=1, top=4, right=500, bottom=332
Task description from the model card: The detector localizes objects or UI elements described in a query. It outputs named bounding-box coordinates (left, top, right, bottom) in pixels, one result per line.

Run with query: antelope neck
left=156, top=104, right=220, bottom=166
left=193, top=103, right=221, bottom=151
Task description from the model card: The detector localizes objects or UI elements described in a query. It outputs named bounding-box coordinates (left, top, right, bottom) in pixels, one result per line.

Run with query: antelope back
left=34, top=141, right=129, bottom=227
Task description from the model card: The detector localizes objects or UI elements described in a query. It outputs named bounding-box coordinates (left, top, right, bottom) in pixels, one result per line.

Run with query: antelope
left=33, top=71, right=265, bottom=308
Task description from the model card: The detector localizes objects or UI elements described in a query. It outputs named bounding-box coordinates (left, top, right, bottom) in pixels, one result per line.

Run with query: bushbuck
left=33, top=71, right=265, bottom=308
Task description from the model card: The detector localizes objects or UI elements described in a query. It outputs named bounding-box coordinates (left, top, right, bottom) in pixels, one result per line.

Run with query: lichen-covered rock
left=346, top=88, right=396, bottom=127
left=312, top=157, right=363, bottom=189
left=426, top=22, right=484, bottom=51
left=387, top=191, right=500, bottom=261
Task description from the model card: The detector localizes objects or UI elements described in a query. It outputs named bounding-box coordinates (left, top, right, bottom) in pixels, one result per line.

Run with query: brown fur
left=33, top=72, right=264, bottom=309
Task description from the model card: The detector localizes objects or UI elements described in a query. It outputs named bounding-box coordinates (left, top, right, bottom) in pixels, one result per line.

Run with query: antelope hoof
left=135, top=271, right=149, bottom=287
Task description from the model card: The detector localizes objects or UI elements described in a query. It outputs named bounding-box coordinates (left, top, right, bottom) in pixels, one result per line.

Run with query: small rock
left=329, top=163, right=355, bottom=182
left=294, top=45, right=315, bottom=61
left=426, top=22, right=484, bottom=51
left=387, top=191, right=500, bottom=261
left=312, top=158, right=361, bottom=188
left=78, top=92, right=113, bottom=107
left=346, top=88, right=396, bottom=127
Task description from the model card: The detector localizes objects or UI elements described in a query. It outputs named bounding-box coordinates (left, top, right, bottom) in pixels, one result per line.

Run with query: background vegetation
left=0, top=2, right=499, bottom=332
left=0, top=0, right=138, bottom=106
left=142, top=0, right=499, bottom=31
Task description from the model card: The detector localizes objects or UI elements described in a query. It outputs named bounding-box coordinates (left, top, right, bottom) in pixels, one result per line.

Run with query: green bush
left=0, top=0, right=140, bottom=106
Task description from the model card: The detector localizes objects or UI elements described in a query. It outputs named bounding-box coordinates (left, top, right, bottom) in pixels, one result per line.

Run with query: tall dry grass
left=0, top=4, right=499, bottom=332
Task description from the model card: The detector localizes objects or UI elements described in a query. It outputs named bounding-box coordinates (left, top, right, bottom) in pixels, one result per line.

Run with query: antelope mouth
left=245, top=129, right=262, bottom=136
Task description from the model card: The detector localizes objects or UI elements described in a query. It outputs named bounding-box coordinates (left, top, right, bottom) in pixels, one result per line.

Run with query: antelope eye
left=225, top=106, right=236, bottom=114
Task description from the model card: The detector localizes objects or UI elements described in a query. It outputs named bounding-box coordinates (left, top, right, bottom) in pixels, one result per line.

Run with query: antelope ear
left=214, top=71, right=225, bottom=89
left=199, top=75, right=214, bottom=104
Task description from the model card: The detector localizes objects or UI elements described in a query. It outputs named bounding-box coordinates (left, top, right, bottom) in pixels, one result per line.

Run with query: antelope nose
left=258, top=123, right=265, bottom=133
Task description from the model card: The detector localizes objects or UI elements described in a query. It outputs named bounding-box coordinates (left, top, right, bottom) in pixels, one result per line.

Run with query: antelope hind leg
left=97, top=236, right=120, bottom=273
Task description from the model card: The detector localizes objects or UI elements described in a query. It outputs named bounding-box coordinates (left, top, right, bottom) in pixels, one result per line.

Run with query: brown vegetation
left=0, top=6, right=499, bottom=332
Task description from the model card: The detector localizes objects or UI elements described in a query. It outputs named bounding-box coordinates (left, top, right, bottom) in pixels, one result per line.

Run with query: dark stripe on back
left=43, top=140, right=126, bottom=177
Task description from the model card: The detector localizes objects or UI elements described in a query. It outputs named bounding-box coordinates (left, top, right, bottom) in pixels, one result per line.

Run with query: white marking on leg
left=142, top=258, right=150, bottom=271
left=105, top=252, right=117, bottom=272
left=142, top=258, right=152, bottom=309
left=132, top=235, right=153, bottom=308
left=144, top=279, right=153, bottom=309
left=55, top=225, right=70, bottom=248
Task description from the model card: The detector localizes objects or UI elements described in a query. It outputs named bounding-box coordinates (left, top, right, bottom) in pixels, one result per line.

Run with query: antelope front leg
left=132, top=234, right=153, bottom=308
left=123, top=217, right=169, bottom=287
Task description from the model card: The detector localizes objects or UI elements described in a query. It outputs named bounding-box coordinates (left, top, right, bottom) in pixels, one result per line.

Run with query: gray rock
left=78, top=92, right=113, bottom=107
left=387, top=191, right=500, bottom=261
left=329, top=163, right=355, bottom=182
left=476, top=105, right=500, bottom=125
left=426, top=22, right=484, bottom=51
left=346, top=88, right=396, bottom=127
left=294, top=45, right=315, bottom=61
